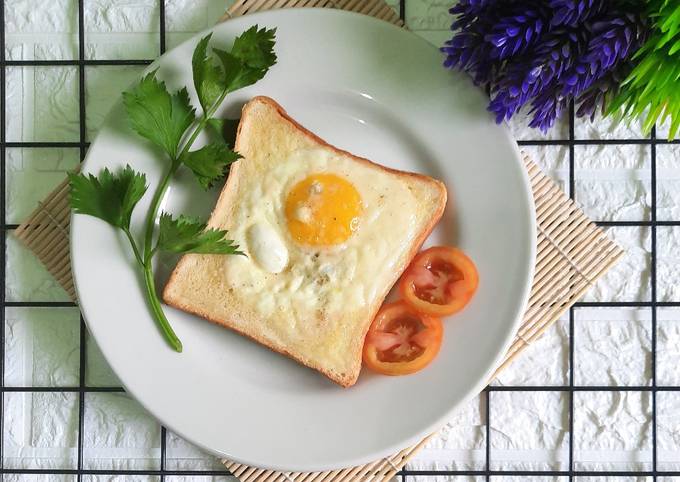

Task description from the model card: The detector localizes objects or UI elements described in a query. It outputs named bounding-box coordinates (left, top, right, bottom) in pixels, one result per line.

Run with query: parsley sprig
left=69, top=26, right=277, bottom=352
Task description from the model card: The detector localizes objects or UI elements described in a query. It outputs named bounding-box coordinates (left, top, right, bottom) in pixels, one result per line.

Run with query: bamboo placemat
left=14, top=0, right=624, bottom=480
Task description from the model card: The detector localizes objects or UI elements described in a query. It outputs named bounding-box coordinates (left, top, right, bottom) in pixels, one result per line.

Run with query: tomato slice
left=363, top=301, right=443, bottom=376
left=400, top=246, right=478, bottom=317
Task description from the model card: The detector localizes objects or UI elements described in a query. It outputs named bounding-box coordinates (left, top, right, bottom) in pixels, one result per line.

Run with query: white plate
left=71, top=9, right=535, bottom=472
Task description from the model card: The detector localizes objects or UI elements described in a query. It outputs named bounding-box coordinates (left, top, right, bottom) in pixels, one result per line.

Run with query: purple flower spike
left=549, top=0, right=606, bottom=27
left=528, top=87, right=568, bottom=132
left=487, top=28, right=585, bottom=124
left=575, top=68, right=623, bottom=119
left=485, top=6, right=548, bottom=60
left=443, top=0, right=649, bottom=132
left=561, top=13, right=645, bottom=100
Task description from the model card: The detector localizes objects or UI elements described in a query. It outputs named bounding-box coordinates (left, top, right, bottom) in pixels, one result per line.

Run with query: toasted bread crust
left=163, top=96, right=447, bottom=387
left=246, top=96, right=448, bottom=199
left=163, top=290, right=357, bottom=386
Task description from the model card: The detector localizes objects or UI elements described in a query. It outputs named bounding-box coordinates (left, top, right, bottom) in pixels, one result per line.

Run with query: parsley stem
left=143, top=262, right=183, bottom=352
left=137, top=89, right=229, bottom=352
left=148, top=244, right=158, bottom=260
left=122, top=227, right=144, bottom=268
left=143, top=163, right=179, bottom=261
left=140, top=160, right=181, bottom=351
left=176, top=90, right=229, bottom=161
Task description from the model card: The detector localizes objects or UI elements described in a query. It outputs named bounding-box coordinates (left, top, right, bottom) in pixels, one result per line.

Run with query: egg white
left=220, top=147, right=420, bottom=359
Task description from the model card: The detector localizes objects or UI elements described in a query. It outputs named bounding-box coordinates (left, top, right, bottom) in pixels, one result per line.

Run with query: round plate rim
left=71, top=8, right=537, bottom=472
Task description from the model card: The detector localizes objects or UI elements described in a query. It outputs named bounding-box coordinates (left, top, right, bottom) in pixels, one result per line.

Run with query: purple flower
left=575, top=66, right=628, bottom=119
left=488, top=29, right=585, bottom=124
left=549, top=0, right=606, bottom=27
left=442, top=31, right=495, bottom=86
left=443, top=0, right=649, bottom=132
left=485, top=7, right=548, bottom=60
left=443, top=1, right=549, bottom=86
left=451, top=0, right=494, bottom=16
left=449, top=0, right=493, bottom=30
left=561, top=14, right=645, bottom=99
left=487, top=65, right=542, bottom=123
left=528, top=87, right=568, bottom=131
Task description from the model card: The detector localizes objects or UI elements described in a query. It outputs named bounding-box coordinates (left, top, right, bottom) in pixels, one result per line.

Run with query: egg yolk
left=285, top=173, right=362, bottom=246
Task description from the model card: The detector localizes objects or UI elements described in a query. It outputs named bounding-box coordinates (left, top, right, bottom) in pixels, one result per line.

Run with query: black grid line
left=77, top=317, right=87, bottom=482
left=1, top=385, right=679, bottom=393
left=568, top=309, right=574, bottom=482
left=518, top=138, right=680, bottom=145
left=1, top=1, right=679, bottom=480
left=159, top=2, right=169, bottom=477
left=0, top=0, right=5, bottom=473
left=4, top=59, right=154, bottom=66
left=568, top=99, right=575, bottom=481
left=484, top=389, right=490, bottom=481
left=651, top=124, right=658, bottom=480
left=77, top=0, right=88, bottom=477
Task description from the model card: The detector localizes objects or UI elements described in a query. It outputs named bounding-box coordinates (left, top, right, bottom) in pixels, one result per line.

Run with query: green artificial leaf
left=122, top=71, right=196, bottom=158
left=181, top=142, right=241, bottom=189
left=157, top=212, right=242, bottom=255
left=606, top=0, right=680, bottom=140
left=192, top=34, right=225, bottom=112
left=69, top=165, right=147, bottom=230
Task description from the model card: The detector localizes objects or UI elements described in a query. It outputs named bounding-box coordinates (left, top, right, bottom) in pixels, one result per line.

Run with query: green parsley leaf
left=190, top=26, right=276, bottom=113
left=213, top=26, right=277, bottom=93
left=122, top=71, right=196, bottom=159
left=192, top=34, right=225, bottom=112
left=206, top=117, right=224, bottom=135
left=207, top=117, right=240, bottom=148
left=212, top=49, right=259, bottom=93
left=68, top=165, right=147, bottom=230
left=157, top=212, right=242, bottom=255
left=232, top=25, right=277, bottom=70
left=181, top=142, right=241, bottom=190
left=221, top=118, right=241, bottom=148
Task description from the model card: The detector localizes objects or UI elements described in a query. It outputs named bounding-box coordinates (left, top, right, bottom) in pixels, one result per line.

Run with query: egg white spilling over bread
left=163, top=96, right=447, bottom=387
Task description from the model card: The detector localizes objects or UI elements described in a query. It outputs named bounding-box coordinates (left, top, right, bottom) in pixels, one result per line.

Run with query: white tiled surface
left=3, top=0, right=678, bottom=480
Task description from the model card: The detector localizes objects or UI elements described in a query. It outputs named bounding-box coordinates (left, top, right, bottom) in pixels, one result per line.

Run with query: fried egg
left=163, top=97, right=446, bottom=386
left=224, top=147, right=420, bottom=327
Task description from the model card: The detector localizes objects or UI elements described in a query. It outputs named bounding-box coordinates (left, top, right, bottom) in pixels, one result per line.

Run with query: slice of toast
left=163, top=96, right=446, bottom=387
